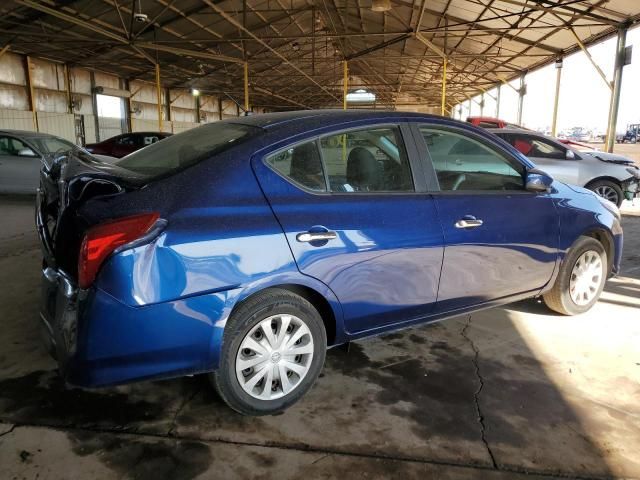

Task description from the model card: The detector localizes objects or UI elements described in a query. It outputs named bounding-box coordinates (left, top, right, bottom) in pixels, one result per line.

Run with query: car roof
left=123, top=131, right=170, bottom=135
left=0, top=129, right=63, bottom=139
left=226, top=109, right=445, bottom=130
left=467, top=116, right=503, bottom=122
left=487, top=127, right=544, bottom=135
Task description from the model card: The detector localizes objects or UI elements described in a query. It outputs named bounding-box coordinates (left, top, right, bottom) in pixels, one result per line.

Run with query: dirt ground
left=0, top=196, right=639, bottom=480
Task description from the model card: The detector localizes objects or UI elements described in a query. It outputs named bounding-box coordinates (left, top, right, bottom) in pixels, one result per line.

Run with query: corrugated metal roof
left=1, top=0, right=639, bottom=110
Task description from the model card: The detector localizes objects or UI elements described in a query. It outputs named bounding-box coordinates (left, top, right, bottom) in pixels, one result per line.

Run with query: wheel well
left=584, top=177, right=622, bottom=189
left=583, top=229, right=614, bottom=274
left=236, top=284, right=337, bottom=346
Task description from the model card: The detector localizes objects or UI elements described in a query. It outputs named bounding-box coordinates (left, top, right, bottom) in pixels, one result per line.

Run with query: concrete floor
left=0, top=195, right=639, bottom=480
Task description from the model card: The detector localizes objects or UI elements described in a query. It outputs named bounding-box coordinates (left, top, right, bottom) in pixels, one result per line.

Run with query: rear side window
left=319, top=126, right=413, bottom=192
left=117, top=123, right=260, bottom=179
left=266, top=142, right=327, bottom=192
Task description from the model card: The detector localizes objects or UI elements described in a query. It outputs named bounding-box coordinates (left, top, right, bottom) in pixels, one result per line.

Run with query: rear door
left=252, top=122, right=445, bottom=335
left=412, top=124, right=558, bottom=313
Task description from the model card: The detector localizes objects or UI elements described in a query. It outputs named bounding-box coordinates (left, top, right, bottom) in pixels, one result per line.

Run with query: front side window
left=0, top=136, right=33, bottom=157
left=266, top=141, right=326, bottom=192
left=318, top=126, right=413, bottom=192
left=499, top=133, right=567, bottom=160
left=420, top=127, right=524, bottom=192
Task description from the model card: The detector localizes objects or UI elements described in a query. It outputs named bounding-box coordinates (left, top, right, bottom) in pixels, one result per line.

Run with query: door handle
left=296, top=231, right=337, bottom=243
left=455, top=217, right=483, bottom=229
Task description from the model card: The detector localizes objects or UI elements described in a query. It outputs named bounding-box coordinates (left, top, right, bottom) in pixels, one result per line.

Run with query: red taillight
left=78, top=212, right=160, bottom=289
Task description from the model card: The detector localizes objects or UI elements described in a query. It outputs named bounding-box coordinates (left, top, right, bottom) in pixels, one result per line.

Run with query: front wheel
left=211, top=289, right=326, bottom=416
left=543, top=236, right=607, bottom=315
left=587, top=179, right=623, bottom=207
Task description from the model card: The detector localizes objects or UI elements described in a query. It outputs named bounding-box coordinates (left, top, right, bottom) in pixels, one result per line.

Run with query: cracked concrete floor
left=1, top=195, right=639, bottom=480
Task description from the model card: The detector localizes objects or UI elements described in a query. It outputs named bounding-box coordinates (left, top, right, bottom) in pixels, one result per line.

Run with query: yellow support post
left=343, top=60, right=348, bottom=110
left=441, top=58, right=447, bottom=116
left=155, top=63, right=163, bottom=132
left=244, top=61, right=249, bottom=113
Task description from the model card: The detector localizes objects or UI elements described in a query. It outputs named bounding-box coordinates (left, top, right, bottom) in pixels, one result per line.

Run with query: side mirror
left=526, top=169, right=553, bottom=193
left=17, top=148, right=37, bottom=157
left=566, top=149, right=575, bottom=160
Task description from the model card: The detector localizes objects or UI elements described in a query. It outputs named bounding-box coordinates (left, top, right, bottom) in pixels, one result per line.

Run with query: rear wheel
left=543, top=236, right=607, bottom=315
left=211, top=289, right=326, bottom=416
left=587, top=179, right=623, bottom=207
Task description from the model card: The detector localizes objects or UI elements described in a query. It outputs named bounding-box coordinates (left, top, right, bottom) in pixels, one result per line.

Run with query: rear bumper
left=40, top=267, right=238, bottom=387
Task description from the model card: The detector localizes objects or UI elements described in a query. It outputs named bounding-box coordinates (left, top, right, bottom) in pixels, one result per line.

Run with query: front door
left=253, top=123, right=444, bottom=335
left=414, top=125, right=558, bottom=313
left=0, top=135, right=41, bottom=194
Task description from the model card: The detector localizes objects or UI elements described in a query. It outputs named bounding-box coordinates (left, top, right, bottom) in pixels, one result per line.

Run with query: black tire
left=211, top=288, right=326, bottom=416
left=586, top=179, right=624, bottom=207
left=543, top=236, right=607, bottom=315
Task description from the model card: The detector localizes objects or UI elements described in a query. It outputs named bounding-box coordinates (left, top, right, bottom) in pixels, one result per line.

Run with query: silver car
left=491, top=128, right=640, bottom=206
left=0, top=130, right=115, bottom=194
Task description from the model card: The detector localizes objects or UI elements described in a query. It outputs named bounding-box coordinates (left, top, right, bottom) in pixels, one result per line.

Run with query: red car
left=466, top=116, right=518, bottom=129
left=85, top=132, right=171, bottom=158
left=466, top=116, right=594, bottom=150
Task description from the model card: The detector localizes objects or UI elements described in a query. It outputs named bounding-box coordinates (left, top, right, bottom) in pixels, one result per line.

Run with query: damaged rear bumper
left=39, top=265, right=237, bottom=388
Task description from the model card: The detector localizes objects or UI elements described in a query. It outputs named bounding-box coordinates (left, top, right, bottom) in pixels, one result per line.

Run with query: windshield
left=116, top=122, right=261, bottom=178
left=28, top=136, right=79, bottom=155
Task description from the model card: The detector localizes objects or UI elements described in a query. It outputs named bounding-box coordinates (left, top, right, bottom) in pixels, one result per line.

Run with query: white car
left=490, top=128, right=640, bottom=206
left=0, top=130, right=117, bottom=194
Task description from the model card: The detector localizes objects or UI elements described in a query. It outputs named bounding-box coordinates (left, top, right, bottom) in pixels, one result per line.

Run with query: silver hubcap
left=569, top=250, right=604, bottom=306
left=593, top=185, right=619, bottom=204
left=236, top=314, right=314, bottom=400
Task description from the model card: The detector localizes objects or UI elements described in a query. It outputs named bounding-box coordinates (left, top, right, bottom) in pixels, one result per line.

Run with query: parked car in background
left=490, top=128, right=640, bottom=206
left=37, top=111, right=623, bottom=416
left=0, top=129, right=116, bottom=194
left=566, top=127, right=594, bottom=143
left=618, top=124, right=639, bottom=144
left=466, top=116, right=523, bottom=129
left=85, top=131, right=171, bottom=158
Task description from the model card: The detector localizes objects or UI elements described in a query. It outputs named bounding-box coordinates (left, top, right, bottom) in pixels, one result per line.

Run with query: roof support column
left=25, top=56, right=38, bottom=132
left=244, top=61, right=250, bottom=113
left=605, top=27, right=628, bottom=153
left=495, top=84, right=501, bottom=118
left=551, top=59, right=563, bottom=137
left=343, top=60, right=348, bottom=110
left=517, top=75, right=526, bottom=126
left=441, top=58, right=447, bottom=116
left=155, top=64, right=163, bottom=132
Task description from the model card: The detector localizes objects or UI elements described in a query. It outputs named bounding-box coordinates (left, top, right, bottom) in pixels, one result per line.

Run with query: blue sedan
left=36, top=110, right=623, bottom=415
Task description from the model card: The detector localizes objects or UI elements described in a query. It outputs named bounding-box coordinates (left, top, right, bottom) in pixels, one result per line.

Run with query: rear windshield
left=116, top=122, right=261, bottom=178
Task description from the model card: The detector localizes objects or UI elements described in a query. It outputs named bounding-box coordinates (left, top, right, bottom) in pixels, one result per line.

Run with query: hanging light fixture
left=371, top=0, right=392, bottom=12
